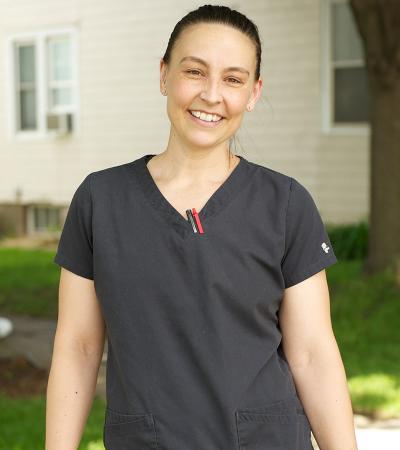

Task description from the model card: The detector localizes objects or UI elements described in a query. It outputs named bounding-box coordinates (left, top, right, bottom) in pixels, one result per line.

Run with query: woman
left=46, top=5, right=358, bottom=450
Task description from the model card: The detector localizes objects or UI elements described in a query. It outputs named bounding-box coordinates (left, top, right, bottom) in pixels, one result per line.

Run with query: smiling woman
left=48, top=4, right=357, bottom=450
left=158, top=15, right=262, bottom=154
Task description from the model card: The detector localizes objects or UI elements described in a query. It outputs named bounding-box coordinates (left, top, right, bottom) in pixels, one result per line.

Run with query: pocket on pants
left=103, top=407, right=158, bottom=450
left=235, top=396, right=313, bottom=450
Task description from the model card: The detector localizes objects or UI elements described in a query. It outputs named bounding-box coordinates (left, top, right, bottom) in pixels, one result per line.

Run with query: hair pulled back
left=162, top=4, right=262, bottom=81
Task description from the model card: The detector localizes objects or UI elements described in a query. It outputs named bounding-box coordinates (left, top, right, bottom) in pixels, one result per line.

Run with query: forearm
left=289, top=336, right=358, bottom=450
left=45, top=344, right=103, bottom=450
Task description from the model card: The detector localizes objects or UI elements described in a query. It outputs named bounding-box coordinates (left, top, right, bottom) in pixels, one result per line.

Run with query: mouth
left=187, top=109, right=225, bottom=127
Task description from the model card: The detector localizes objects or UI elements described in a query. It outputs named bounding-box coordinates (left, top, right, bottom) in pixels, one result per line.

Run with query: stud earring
left=247, top=105, right=251, bottom=111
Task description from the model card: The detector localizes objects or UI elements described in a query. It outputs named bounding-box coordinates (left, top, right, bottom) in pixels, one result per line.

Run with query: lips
left=187, top=110, right=224, bottom=127
left=188, top=109, right=225, bottom=120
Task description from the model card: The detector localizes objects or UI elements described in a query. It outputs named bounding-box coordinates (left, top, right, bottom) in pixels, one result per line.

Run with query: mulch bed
left=0, top=356, right=49, bottom=398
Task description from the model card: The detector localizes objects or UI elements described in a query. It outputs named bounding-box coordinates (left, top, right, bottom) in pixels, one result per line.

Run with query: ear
left=160, top=59, right=168, bottom=92
left=247, top=78, right=263, bottom=111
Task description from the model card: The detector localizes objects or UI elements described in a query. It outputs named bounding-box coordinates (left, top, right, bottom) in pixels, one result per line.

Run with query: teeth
left=189, top=110, right=222, bottom=122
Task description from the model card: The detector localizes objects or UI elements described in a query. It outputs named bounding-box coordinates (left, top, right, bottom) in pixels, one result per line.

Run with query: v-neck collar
left=132, top=153, right=251, bottom=239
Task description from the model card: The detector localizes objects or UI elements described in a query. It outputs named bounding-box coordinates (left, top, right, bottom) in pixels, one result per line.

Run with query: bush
left=327, top=220, right=369, bottom=261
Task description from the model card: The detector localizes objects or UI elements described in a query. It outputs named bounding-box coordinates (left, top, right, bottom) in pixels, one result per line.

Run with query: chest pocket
left=103, top=407, right=159, bottom=450
left=235, top=396, right=313, bottom=450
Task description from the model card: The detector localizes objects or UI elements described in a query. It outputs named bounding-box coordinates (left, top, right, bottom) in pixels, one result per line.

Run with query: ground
left=0, top=234, right=59, bottom=250
left=0, top=356, right=49, bottom=398
left=0, top=233, right=57, bottom=399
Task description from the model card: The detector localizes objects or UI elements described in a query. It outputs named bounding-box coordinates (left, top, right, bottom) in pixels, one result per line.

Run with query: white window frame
left=26, top=204, right=61, bottom=235
left=321, top=0, right=370, bottom=135
left=5, top=26, right=80, bottom=141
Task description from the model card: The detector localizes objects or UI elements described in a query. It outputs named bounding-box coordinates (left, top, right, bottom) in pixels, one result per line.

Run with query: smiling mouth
left=187, top=110, right=225, bottom=128
left=188, top=110, right=225, bottom=122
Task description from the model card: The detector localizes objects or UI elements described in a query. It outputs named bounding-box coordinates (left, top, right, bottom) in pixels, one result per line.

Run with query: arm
left=279, top=269, right=358, bottom=450
left=46, top=268, right=106, bottom=450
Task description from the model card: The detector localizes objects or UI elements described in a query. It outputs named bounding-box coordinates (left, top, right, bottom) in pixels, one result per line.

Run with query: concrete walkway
left=1, top=313, right=399, bottom=449
left=0, top=313, right=107, bottom=400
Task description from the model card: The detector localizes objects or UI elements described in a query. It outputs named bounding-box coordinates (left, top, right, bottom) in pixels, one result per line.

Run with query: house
left=0, top=0, right=369, bottom=237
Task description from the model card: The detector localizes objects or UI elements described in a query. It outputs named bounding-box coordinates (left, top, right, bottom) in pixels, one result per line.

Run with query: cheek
left=231, top=91, right=250, bottom=110
left=166, top=85, right=191, bottom=119
left=225, top=94, right=248, bottom=117
left=171, top=80, right=196, bottom=104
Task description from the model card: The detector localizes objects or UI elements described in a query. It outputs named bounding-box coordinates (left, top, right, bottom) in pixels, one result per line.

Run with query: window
left=15, top=42, right=37, bottom=130
left=47, top=37, right=75, bottom=110
left=322, top=0, right=371, bottom=132
left=27, top=205, right=61, bottom=234
left=6, top=27, right=78, bottom=138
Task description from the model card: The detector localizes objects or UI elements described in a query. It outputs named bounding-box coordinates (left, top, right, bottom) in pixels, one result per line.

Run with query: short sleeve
left=53, top=174, right=94, bottom=280
left=281, top=177, right=338, bottom=288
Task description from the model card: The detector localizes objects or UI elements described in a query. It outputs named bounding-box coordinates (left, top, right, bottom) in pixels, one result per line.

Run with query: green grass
left=0, top=393, right=106, bottom=450
left=0, top=248, right=60, bottom=318
left=0, top=247, right=399, bottom=449
left=328, top=261, right=400, bottom=418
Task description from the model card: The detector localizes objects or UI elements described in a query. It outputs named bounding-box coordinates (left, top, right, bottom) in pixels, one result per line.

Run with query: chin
left=185, top=137, right=222, bottom=149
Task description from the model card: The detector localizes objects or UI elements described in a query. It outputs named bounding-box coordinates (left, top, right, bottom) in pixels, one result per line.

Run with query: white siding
left=0, top=0, right=369, bottom=225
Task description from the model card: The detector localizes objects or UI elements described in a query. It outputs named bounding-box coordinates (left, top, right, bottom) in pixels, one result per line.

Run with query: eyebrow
left=179, top=56, right=250, bottom=76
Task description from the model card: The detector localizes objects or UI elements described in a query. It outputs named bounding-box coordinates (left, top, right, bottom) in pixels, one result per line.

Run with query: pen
left=192, top=208, right=204, bottom=234
left=186, top=209, right=198, bottom=233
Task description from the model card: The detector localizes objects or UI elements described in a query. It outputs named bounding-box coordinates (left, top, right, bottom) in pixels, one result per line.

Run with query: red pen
left=192, top=208, right=204, bottom=234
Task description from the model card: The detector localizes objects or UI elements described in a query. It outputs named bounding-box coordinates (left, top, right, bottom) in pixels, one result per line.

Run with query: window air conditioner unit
left=46, top=112, right=73, bottom=135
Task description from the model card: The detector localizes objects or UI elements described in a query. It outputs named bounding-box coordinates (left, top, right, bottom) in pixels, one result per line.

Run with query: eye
left=185, top=70, right=242, bottom=85
left=186, top=69, right=202, bottom=76
left=227, top=77, right=242, bottom=84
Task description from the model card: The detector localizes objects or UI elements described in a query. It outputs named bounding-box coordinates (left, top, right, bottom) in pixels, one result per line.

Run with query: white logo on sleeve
left=321, top=242, right=330, bottom=253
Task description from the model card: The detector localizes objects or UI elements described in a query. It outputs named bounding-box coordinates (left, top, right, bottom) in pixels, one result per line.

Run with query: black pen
left=186, top=209, right=198, bottom=233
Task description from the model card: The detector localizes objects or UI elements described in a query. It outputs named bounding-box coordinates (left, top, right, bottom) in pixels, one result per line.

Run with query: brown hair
left=162, top=4, right=262, bottom=81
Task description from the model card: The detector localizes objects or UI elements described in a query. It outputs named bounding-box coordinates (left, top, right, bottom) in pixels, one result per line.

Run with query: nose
left=200, top=76, right=223, bottom=104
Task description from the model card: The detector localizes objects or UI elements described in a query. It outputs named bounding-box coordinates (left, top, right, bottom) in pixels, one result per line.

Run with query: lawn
left=0, top=246, right=399, bottom=449
left=328, top=261, right=400, bottom=418
left=0, top=393, right=106, bottom=450
left=0, top=247, right=60, bottom=318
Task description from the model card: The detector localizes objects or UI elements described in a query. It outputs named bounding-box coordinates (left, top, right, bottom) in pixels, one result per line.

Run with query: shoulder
left=83, top=160, right=138, bottom=194
left=243, top=159, right=318, bottom=216
left=244, top=158, right=296, bottom=199
left=88, top=160, right=135, bottom=183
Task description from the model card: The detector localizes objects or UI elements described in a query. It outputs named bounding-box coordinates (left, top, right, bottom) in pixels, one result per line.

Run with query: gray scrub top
left=54, top=153, right=338, bottom=450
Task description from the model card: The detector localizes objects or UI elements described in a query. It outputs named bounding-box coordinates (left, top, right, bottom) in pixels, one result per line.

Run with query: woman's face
left=160, top=23, right=263, bottom=151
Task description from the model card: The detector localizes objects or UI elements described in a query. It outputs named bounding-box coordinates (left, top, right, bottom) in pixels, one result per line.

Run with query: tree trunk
left=349, top=0, right=400, bottom=281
